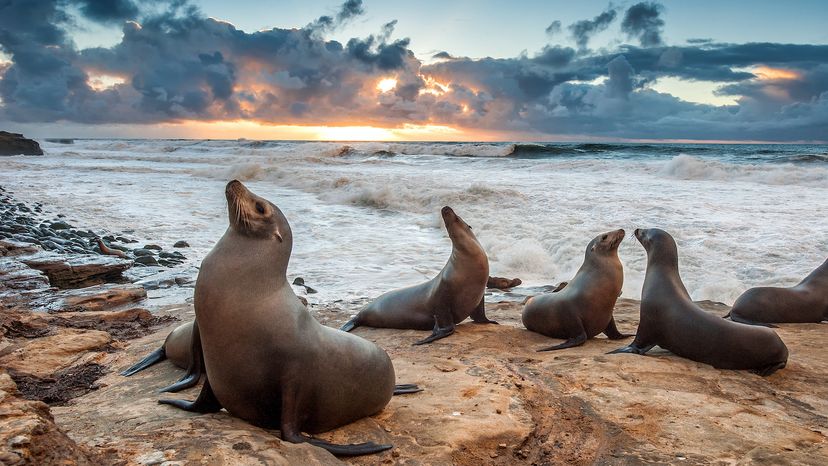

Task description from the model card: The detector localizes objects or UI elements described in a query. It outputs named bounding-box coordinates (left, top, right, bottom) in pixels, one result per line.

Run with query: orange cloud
left=754, top=66, right=801, bottom=81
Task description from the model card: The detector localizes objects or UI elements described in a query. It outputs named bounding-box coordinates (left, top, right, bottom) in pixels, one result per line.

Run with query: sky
left=0, top=0, right=827, bottom=142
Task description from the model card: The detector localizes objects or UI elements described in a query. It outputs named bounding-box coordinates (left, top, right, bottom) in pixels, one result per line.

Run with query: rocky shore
left=1, top=190, right=826, bottom=465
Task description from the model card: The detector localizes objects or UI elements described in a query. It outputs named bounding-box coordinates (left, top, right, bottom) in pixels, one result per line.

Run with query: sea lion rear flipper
left=340, top=316, right=359, bottom=332
left=120, top=347, right=166, bottom=376
left=393, top=384, right=423, bottom=395
left=280, top=387, right=392, bottom=456
left=158, top=377, right=222, bottom=413
left=602, top=317, right=635, bottom=340
left=607, top=342, right=655, bottom=355
left=470, top=297, right=498, bottom=324
left=159, top=320, right=205, bottom=393
left=536, top=332, right=587, bottom=351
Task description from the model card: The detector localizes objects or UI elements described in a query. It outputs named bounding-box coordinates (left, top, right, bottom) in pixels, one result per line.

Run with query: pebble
left=173, top=240, right=190, bottom=248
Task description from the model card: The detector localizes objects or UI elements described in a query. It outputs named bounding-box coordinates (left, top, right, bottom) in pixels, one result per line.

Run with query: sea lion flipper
left=340, top=316, right=359, bottom=332
left=301, top=437, right=392, bottom=456
left=607, top=343, right=655, bottom=355
left=393, top=384, right=423, bottom=395
left=728, top=313, right=779, bottom=328
left=159, top=321, right=205, bottom=393
left=413, top=314, right=455, bottom=346
left=602, top=317, right=634, bottom=340
left=158, top=378, right=222, bottom=413
left=536, top=332, right=587, bottom=351
left=470, top=297, right=498, bottom=324
left=120, top=348, right=166, bottom=376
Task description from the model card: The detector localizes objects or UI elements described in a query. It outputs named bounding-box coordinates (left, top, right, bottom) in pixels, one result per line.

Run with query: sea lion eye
left=255, top=203, right=265, bottom=214
left=468, top=224, right=473, bottom=230
left=602, top=235, right=607, bottom=241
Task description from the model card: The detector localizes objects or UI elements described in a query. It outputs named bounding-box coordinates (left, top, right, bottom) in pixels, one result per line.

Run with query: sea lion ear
left=274, top=230, right=283, bottom=242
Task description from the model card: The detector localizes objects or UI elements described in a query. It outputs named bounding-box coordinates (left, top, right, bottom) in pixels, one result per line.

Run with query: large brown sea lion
left=340, top=206, right=494, bottom=345
left=725, top=257, right=828, bottom=324
left=610, top=228, right=789, bottom=376
left=160, top=180, right=418, bottom=456
left=522, top=229, right=631, bottom=351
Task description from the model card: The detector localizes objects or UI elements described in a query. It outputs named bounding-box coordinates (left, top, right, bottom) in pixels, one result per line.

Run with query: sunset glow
left=754, top=66, right=801, bottom=81
left=376, top=78, right=398, bottom=93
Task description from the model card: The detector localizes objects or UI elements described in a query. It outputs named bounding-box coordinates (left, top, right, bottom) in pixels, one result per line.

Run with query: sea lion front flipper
left=536, top=331, right=587, bottom=351
left=413, top=315, right=455, bottom=345
left=602, top=317, right=634, bottom=340
left=727, top=314, right=778, bottom=328
left=158, top=377, right=222, bottom=413
left=470, top=297, right=498, bottom=324
left=607, top=342, right=655, bottom=355
left=159, top=320, right=205, bottom=393
left=393, top=384, right=423, bottom=395
left=280, top=387, right=392, bottom=456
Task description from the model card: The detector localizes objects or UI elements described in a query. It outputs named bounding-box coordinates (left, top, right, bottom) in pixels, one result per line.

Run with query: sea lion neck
left=214, top=228, right=290, bottom=286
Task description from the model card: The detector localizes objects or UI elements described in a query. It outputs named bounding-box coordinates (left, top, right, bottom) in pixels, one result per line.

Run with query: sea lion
left=120, top=321, right=205, bottom=393
left=487, top=276, right=522, bottom=290
left=340, top=206, right=493, bottom=345
left=522, top=229, right=631, bottom=351
left=724, top=257, right=828, bottom=325
left=96, top=238, right=128, bottom=258
left=161, top=180, right=418, bottom=456
left=609, top=228, right=788, bottom=376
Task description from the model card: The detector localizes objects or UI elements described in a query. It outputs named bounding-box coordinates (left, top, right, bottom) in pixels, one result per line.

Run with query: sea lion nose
left=634, top=228, right=640, bottom=237
left=441, top=206, right=453, bottom=216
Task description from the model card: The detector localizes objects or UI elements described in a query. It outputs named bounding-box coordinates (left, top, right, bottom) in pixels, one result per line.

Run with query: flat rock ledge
left=41, top=300, right=828, bottom=465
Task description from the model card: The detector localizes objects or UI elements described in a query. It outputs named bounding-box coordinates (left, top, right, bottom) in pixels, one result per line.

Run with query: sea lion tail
left=393, top=384, right=423, bottom=395
left=120, top=348, right=166, bottom=376
left=340, top=317, right=359, bottom=332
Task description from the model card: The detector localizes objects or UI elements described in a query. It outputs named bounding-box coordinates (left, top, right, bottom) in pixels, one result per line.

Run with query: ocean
left=1, top=140, right=826, bottom=307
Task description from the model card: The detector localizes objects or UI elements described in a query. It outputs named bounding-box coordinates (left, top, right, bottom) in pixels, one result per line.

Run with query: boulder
left=20, top=252, right=133, bottom=288
left=0, top=131, right=43, bottom=156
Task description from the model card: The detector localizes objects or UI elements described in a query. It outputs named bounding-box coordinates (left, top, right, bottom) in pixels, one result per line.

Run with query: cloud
left=0, top=0, right=827, bottom=141
left=545, top=20, right=562, bottom=37
left=568, top=7, right=618, bottom=51
left=621, top=2, right=665, bottom=47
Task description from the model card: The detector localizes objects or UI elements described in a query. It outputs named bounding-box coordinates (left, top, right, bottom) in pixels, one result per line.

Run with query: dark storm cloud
left=1, top=0, right=827, bottom=141
left=545, top=20, right=562, bottom=37
left=568, top=7, right=617, bottom=51
left=621, top=2, right=665, bottom=47
left=74, top=0, right=140, bottom=23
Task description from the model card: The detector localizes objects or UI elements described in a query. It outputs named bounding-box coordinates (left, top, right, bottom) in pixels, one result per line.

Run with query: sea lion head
left=225, top=180, right=292, bottom=247
left=441, top=206, right=479, bottom=250
left=635, top=228, right=678, bottom=263
left=587, top=229, right=625, bottom=257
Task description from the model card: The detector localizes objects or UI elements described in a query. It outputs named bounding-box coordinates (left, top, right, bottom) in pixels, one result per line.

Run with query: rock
left=20, top=252, right=133, bottom=288
left=32, top=283, right=147, bottom=313
left=143, top=244, right=163, bottom=251
left=173, top=241, right=189, bottom=248
left=132, top=248, right=154, bottom=257
left=0, top=328, right=111, bottom=378
left=50, top=221, right=73, bottom=230
left=0, top=256, right=51, bottom=299
left=0, top=239, right=40, bottom=257
left=0, top=370, right=100, bottom=464
left=0, top=131, right=44, bottom=156
left=134, top=255, right=160, bottom=267
left=44, top=138, right=74, bottom=144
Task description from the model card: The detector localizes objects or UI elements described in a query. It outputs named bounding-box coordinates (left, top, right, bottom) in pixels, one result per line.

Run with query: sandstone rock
left=32, top=283, right=147, bottom=313
left=0, top=328, right=111, bottom=378
left=0, top=370, right=101, bottom=464
left=20, top=252, right=133, bottom=288
left=0, top=131, right=43, bottom=156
